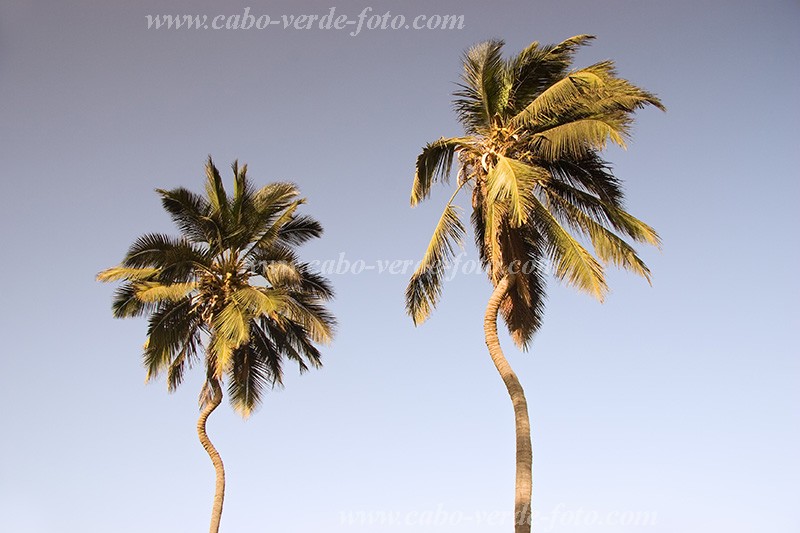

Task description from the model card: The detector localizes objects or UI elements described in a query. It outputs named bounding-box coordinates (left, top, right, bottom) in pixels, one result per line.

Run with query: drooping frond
left=209, top=300, right=250, bottom=377
left=406, top=192, right=467, bottom=324
left=411, top=137, right=472, bottom=205
left=166, top=328, right=199, bottom=392
left=542, top=178, right=661, bottom=247
left=228, top=327, right=271, bottom=418
left=530, top=201, right=608, bottom=300
left=498, top=226, right=548, bottom=349
left=486, top=156, right=548, bottom=227
left=531, top=117, right=629, bottom=161
left=110, top=282, right=157, bottom=318
left=546, top=155, right=624, bottom=204
left=543, top=191, right=652, bottom=282
left=231, top=286, right=284, bottom=317
left=280, top=294, right=336, bottom=345
left=143, top=298, right=200, bottom=382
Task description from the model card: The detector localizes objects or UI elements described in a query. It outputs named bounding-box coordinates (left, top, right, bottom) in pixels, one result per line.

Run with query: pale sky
left=1, top=1, right=798, bottom=532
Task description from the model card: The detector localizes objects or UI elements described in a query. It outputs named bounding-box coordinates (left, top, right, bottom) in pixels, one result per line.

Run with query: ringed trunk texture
left=484, top=276, right=533, bottom=533
left=197, top=380, right=225, bottom=533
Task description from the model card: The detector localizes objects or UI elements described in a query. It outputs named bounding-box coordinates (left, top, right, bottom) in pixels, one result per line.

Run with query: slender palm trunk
left=484, top=276, right=533, bottom=533
left=197, top=379, right=225, bottom=533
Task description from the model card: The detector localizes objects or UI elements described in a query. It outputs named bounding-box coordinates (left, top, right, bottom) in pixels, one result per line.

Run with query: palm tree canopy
left=99, top=157, right=336, bottom=417
left=406, top=35, right=664, bottom=349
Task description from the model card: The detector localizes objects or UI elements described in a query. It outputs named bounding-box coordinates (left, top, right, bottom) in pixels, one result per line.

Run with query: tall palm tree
left=98, top=157, right=335, bottom=533
left=405, top=35, right=663, bottom=532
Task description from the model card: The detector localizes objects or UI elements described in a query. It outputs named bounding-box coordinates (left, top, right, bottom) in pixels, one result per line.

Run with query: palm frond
left=156, top=187, right=213, bottom=243
left=97, top=266, right=158, bottom=282
left=280, top=294, right=336, bottom=345
left=228, top=332, right=271, bottom=418
left=121, top=233, right=210, bottom=280
left=454, top=40, right=507, bottom=133
left=111, top=282, right=157, bottom=318
left=134, top=282, right=197, bottom=303
left=486, top=155, right=548, bottom=227
left=531, top=201, right=608, bottom=300
left=510, top=62, right=611, bottom=128
left=166, top=335, right=198, bottom=392
left=406, top=192, right=466, bottom=324
left=231, top=286, right=284, bottom=316
left=143, top=298, right=199, bottom=382
left=411, top=137, right=471, bottom=205
left=504, top=35, right=596, bottom=115
left=276, top=214, right=323, bottom=246
left=531, top=117, right=629, bottom=161
left=499, top=228, right=548, bottom=349
left=545, top=194, right=652, bottom=281
left=204, top=156, right=230, bottom=215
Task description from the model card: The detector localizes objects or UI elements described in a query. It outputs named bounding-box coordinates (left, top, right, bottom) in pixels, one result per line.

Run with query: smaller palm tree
left=98, top=157, right=335, bottom=533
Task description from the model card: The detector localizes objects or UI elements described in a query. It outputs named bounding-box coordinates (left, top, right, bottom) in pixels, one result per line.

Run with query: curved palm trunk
left=484, top=276, right=533, bottom=533
left=197, top=379, right=225, bottom=533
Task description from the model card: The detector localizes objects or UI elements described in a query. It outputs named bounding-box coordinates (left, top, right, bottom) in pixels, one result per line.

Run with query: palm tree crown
left=406, top=35, right=664, bottom=347
left=99, top=157, right=335, bottom=416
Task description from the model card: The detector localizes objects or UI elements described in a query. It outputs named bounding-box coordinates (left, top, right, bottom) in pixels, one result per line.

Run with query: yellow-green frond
left=411, top=137, right=472, bottom=206
left=533, top=202, right=608, bottom=300
left=134, top=282, right=196, bottom=302
left=406, top=198, right=466, bottom=324
left=96, top=266, right=159, bottom=282
left=486, top=156, right=548, bottom=227
left=532, top=118, right=628, bottom=161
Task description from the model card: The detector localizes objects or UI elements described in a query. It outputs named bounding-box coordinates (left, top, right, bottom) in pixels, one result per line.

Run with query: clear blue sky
left=1, top=1, right=798, bottom=532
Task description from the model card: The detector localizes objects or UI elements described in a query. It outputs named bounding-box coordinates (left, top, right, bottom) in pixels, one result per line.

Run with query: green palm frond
left=253, top=182, right=301, bottom=217
left=504, top=34, right=596, bottom=115
left=486, top=156, right=548, bottom=227
left=455, top=40, right=507, bottom=133
left=546, top=155, right=624, bottom=204
left=121, top=233, right=210, bottom=279
left=544, top=193, right=652, bottom=281
left=204, top=156, right=230, bottom=216
left=281, top=295, right=336, bottom=345
left=110, top=282, right=157, bottom=318
left=246, top=200, right=304, bottom=257
left=156, top=187, right=213, bottom=243
left=143, top=298, right=199, bottom=382
left=411, top=137, right=472, bottom=205
left=276, top=214, right=323, bottom=246
left=166, top=329, right=199, bottom=392
left=406, top=190, right=467, bottom=324
left=510, top=62, right=612, bottom=127
left=531, top=117, right=629, bottom=161
left=228, top=334, right=271, bottom=418
left=531, top=201, right=608, bottom=301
